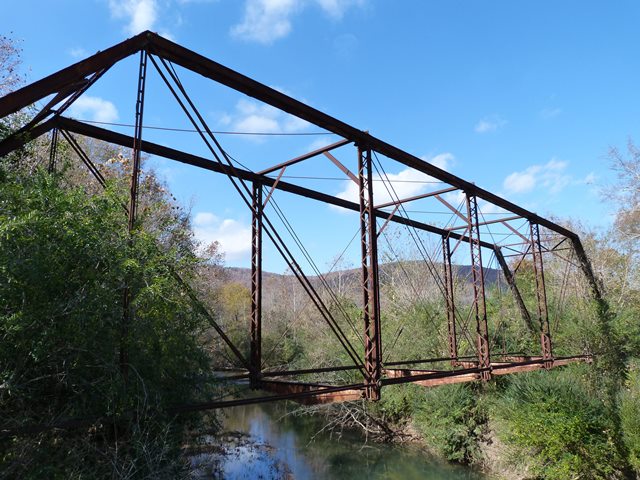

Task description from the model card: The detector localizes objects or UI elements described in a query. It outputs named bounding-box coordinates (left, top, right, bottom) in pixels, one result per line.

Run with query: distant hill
left=222, top=261, right=501, bottom=306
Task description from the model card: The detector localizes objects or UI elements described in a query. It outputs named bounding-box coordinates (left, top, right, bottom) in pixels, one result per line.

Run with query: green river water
left=190, top=400, right=486, bottom=479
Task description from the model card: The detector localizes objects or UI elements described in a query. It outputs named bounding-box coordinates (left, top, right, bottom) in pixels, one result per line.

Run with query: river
left=189, top=400, right=486, bottom=479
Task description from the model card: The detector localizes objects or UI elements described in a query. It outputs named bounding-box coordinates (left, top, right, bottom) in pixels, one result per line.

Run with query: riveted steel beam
left=530, top=222, right=553, bottom=366
left=358, top=146, right=382, bottom=400
left=250, top=182, right=263, bottom=388
left=466, top=194, right=491, bottom=380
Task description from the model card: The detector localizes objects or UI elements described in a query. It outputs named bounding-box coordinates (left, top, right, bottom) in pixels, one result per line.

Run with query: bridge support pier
left=466, top=193, right=491, bottom=380
left=358, top=146, right=382, bottom=400
left=250, top=182, right=263, bottom=388
left=442, top=235, right=458, bottom=366
left=530, top=222, right=553, bottom=368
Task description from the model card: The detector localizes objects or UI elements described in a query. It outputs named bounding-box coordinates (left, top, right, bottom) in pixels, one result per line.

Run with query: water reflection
left=191, top=402, right=485, bottom=480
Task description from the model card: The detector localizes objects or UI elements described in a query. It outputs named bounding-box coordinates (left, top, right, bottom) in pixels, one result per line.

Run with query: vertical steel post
left=466, top=194, right=491, bottom=380
left=529, top=222, right=553, bottom=367
left=250, top=182, right=263, bottom=388
left=121, top=50, right=148, bottom=381
left=442, top=235, right=458, bottom=365
left=358, top=146, right=382, bottom=400
left=127, top=50, right=147, bottom=232
left=494, top=246, right=536, bottom=335
left=48, top=128, right=58, bottom=173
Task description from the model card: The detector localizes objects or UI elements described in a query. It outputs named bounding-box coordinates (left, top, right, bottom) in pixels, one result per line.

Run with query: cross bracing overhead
left=0, top=31, right=602, bottom=418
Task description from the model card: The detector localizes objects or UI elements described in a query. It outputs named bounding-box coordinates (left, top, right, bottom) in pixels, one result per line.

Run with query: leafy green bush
left=0, top=169, right=214, bottom=478
left=494, top=369, right=625, bottom=479
left=621, top=360, right=640, bottom=473
left=373, top=383, right=422, bottom=424
left=413, top=384, right=487, bottom=464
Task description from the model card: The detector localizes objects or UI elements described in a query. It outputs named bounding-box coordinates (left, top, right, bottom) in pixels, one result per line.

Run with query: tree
left=0, top=158, right=217, bottom=478
left=0, top=33, right=23, bottom=96
left=607, top=141, right=640, bottom=249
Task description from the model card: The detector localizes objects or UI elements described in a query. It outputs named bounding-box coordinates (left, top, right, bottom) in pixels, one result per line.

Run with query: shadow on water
left=190, top=397, right=485, bottom=479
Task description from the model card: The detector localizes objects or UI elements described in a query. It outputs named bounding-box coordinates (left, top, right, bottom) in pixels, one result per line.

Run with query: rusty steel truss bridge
left=0, top=32, right=602, bottom=415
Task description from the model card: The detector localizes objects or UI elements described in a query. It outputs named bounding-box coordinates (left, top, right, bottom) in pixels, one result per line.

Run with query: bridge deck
left=251, top=354, right=591, bottom=406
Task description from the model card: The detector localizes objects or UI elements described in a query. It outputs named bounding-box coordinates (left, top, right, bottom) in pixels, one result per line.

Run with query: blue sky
left=4, top=1, right=640, bottom=273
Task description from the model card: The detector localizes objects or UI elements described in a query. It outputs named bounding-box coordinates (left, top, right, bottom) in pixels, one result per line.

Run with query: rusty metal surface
left=49, top=117, right=497, bottom=250
left=259, top=380, right=365, bottom=405
left=442, top=236, right=458, bottom=364
left=375, top=186, right=458, bottom=210
left=0, top=32, right=149, bottom=118
left=0, top=32, right=607, bottom=419
left=466, top=194, right=491, bottom=380
left=358, top=146, right=382, bottom=400
left=250, top=182, right=263, bottom=387
left=258, top=138, right=351, bottom=175
left=530, top=222, right=553, bottom=365
left=494, top=246, right=536, bottom=333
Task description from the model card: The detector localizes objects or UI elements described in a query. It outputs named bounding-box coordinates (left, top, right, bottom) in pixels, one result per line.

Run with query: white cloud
left=503, top=158, right=571, bottom=195
left=474, top=115, right=507, bottom=133
left=305, top=136, right=338, bottom=153
left=231, top=0, right=299, bottom=44
left=231, top=0, right=365, bottom=44
left=68, top=96, right=119, bottom=123
left=158, top=31, right=176, bottom=41
left=192, top=212, right=251, bottom=261
left=109, top=0, right=158, bottom=35
left=333, top=153, right=455, bottom=209
left=540, top=107, right=562, bottom=119
left=478, top=200, right=508, bottom=216
left=442, top=189, right=465, bottom=206
left=503, top=170, right=536, bottom=194
left=315, top=0, right=364, bottom=18
left=333, top=33, right=358, bottom=60
left=68, top=47, right=87, bottom=59
left=219, top=97, right=310, bottom=140
left=583, top=172, right=596, bottom=185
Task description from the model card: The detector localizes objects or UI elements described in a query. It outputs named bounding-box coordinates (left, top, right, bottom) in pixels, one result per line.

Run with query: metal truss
left=0, top=31, right=604, bottom=424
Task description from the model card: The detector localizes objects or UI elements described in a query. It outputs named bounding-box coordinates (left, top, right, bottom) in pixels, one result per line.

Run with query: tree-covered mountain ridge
left=221, top=261, right=500, bottom=302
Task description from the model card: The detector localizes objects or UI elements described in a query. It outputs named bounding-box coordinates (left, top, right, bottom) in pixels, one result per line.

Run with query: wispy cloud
left=478, top=200, right=508, bottom=216
left=158, top=31, right=176, bottom=41
left=333, top=33, right=358, bottom=60
left=315, top=0, right=364, bottom=19
left=219, top=97, right=310, bottom=140
left=68, top=96, right=119, bottom=123
left=109, top=0, right=158, bottom=35
left=333, top=153, right=455, bottom=209
left=176, top=0, right=218, bottom=4
left=68, top=47, right=87, bottom=59
left=503, top=158, right=571, bottom=195
left=192, top=212, right=251, bottom=262
left=583, top=172, right=596, bottom=185
left=231, top=0, right=299, bottom=44
left=474, top=115, right=507, bottom=134
left=540, top=107, right=562, bottom=119
left=231, top=0, right=365, bottom=44
left=305, top=136, right=338, bottom=152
